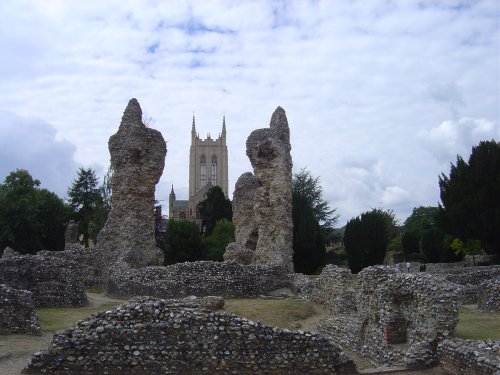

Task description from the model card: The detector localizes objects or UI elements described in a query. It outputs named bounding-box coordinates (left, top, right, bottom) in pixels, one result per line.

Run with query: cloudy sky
left=0, top=0, right=498, bottom=225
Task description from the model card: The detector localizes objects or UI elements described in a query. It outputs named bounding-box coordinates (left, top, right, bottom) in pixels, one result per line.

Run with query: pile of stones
left=106, top=260, right=289, bottom=299
left=0, top=255, right=87, bottom=307
left=24, top=298, right=356, bottom=374
left=0, top=283, right=40, bottom=335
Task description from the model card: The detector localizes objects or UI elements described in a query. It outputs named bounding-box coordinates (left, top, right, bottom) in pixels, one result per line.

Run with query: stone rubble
left=0, top=283, right=41, bottom=335
left=477, top=278, right=500, bottom=312
left=96, top=98, right=166, bottom=270
left=0, top=255, right=87, bottom=307
left=23, top=298, right=356, bottom=374
left=1, top=246, right=20, bottom=259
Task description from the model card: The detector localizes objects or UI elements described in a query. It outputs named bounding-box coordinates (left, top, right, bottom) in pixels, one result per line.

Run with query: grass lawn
left=37, top=303, right=120, bottom=332
left=456, top=305, right=500, bottom=340
left=224, top=298, right=315, bottom=330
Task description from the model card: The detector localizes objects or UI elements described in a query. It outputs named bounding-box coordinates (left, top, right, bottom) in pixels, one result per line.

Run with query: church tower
left=188, top=115, right=229, bottom=218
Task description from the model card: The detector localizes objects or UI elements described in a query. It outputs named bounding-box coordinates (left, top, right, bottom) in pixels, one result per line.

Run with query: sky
left=0, top=0, right=498, bottom=226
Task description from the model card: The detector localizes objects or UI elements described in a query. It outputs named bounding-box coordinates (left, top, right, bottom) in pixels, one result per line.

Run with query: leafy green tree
left=163, top=220, right=204, bottom=264
left=67, top=168, right=103, bottom=247
left=197, top=186, right=232, bottom=236
left=450, top=238, right=483, bottom=265
left=202, top=219, right=235, bottom=261
left=401, top=231, right=420, bottom=256
left=344, top=208, right=398, bottom=273
left=439, top=140, right=500, bottom=256
left=0, top=169, right=68, bottom=253
left=292, top=169, right=338, bottom=274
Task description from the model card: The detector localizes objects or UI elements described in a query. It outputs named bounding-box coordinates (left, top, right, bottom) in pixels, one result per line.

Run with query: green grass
left=224, top=299, right=315, bottom=330
left=456, top=305, right=500, bottom=340
left=37, top=303, right=120, bottom=332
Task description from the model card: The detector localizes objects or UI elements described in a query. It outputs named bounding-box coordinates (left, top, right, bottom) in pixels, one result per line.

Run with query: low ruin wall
left=0, top=283, right=40, bottom=335
left=107, top=261, right=290, bottom=299
left=309, top=265, right=356, bottom=314
left=438, top=338, right=499, bottom=375
left=0, top=255, right=87, bottom=307
left=24, top=298, right=357, bottom=374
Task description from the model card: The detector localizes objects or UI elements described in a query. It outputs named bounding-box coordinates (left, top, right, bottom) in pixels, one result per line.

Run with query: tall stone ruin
left=225, top=107, right=293, bottom=272
left=96, top=98, right=166, bottom=269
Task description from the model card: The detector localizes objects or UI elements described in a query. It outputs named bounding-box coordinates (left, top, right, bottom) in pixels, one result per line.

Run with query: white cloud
left=0, top=0, right=498, bottom=224
left=0, top=111, right=82, bottom=198
left=418, top=118, right=498, bottom=162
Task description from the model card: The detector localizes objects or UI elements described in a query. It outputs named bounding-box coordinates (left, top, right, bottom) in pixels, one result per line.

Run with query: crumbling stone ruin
left=64, top=220, right=80, bottom=249
left=96, top=98, right=166, bottom=270
left=2, top=246, right=20, bottom=259
left=223, top=172, right=258, bottom=264
left=305, top=265, right=461, bottom=368
left=225, top=107, right=294, bottom=271
left=0, top=283, right=40, bottom=335
left=477, top=278, right=500, bottom=312
left=24, top=298, right=356, bottom=374
left=0, top=255, right=87, bottom=307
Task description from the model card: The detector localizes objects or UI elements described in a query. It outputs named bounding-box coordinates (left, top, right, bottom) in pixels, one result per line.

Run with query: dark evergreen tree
left=292, top=169, right=338, bottom=274
left=439, top=140, right=500, bottom=256
left=202, top=219, right=235, bottom=261
left=0, top=169, right=68, bottom=253
left=344, top=208, right=398, bottom=273
left=67, top=168, right=103, bottom=247
left=197, top=186, right=232, bottom=236
left=163, top=220, right=204, bottom=264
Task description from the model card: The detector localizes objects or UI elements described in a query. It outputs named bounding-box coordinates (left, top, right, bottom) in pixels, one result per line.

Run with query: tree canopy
left=197, top=186, right=232, bottom=236
left=0, top=169, right=69, bottom=253
left=439, top=140, right=500, bottom=256
left=344, top=208, right=398, bottom=273
left=202, top=219, right=235, bottom=261
left=292, top=169, right=338, bottom=274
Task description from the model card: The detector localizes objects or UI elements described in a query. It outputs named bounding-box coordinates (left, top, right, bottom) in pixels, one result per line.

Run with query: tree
left=450, top=238, right=483, bottom=265
left=344, top=208, right=398, bottom=273
left=163, top=220, right=204, bottom=264
left=202, top=219, right=235, bottom=261
left=439, top=140, right=500, bottom=256
left=0, top=169, right=68, bottom=253
left=292, top=169, right=339, bottom=274
left=197, top=186, right=232, bottom=236
left=67, top=168, right=103, bottom=247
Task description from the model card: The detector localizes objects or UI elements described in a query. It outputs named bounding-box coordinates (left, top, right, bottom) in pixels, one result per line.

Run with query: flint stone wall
left=246, top=106, right=294, bottom=272
left=0, top=255, right=87, bottom=307
left=24, top=299, right=356, bottom=374
left=438, top=338, right=499, bottom=375
left=2, top=246, right=20, bottom=259
left=96, top=98, right=166, bottom=270
left=0, top=283, right=40, bottom=335
left=107, top=260, right=289, bottom=299
left=436, top=266, right=500, bottom=304
left=477, top=278, right=500, bottom=312
left=37, top=248, right=104, bottom=288
left=317, top=266, right=460, bottom=368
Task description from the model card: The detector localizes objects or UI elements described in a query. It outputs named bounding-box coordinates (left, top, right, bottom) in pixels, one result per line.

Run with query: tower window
left=211, top=157, right=217, bottom=185
left=200, top=156, right=206, bottom=186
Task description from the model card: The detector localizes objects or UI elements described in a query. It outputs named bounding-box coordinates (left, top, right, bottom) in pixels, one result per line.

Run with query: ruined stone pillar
left=246, top=107, right=293, bottom=272
left=96, top=98, right=166, bottom=269
left=223, top=172, right=258, bottom=264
